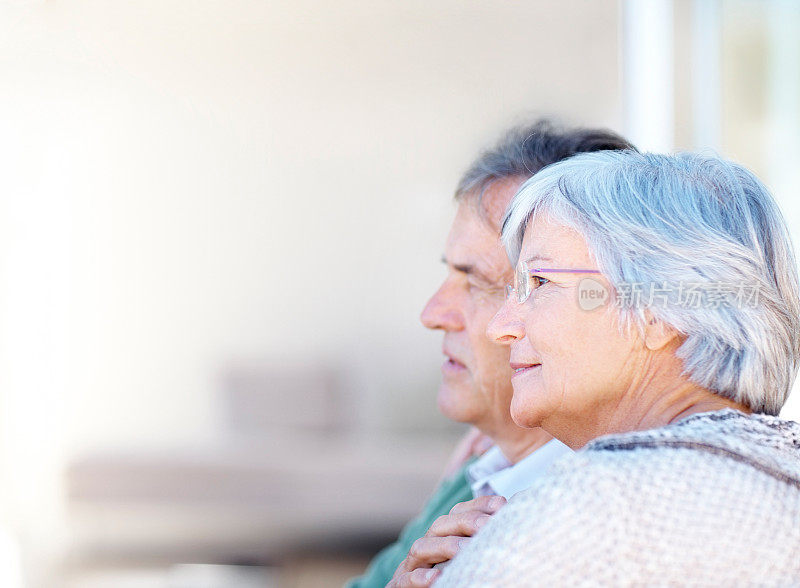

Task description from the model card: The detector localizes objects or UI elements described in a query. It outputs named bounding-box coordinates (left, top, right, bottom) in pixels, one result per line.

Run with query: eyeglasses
left=506, top=260, right=601, bottom=304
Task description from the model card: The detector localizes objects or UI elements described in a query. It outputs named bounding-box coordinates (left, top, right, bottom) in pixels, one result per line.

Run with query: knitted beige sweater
left=436, top=409, right=800, bottom=586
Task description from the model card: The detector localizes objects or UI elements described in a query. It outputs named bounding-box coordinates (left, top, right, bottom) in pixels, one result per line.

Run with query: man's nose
left=486, top=298, right=524, bottom=344
left=420, top=283, right=464, bottom=331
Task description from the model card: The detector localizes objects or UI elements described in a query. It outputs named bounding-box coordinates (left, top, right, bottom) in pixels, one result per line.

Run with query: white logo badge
left=577, top=278, right=609, bottom=311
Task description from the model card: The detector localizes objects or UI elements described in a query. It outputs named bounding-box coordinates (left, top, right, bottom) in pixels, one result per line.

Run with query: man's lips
left=442, top=351, right=467, bottom=372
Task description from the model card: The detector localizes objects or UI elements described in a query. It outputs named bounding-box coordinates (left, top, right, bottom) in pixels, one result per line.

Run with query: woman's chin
left=510, top=399, right=545, bottom=429
left=510, top=380, right=549, bottom=428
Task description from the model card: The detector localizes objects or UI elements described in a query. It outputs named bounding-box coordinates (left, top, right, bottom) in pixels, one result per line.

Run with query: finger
left=406, top=535, right=464, bottom=567
left=427, top=510, right=492, bottom=537
left=396, top=568, right=440, bottom=588
left=449, top=494, right=507, bottom=516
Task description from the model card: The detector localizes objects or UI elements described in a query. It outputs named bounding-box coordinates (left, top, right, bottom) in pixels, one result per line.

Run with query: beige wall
left=0, top=0, right=622, bottom=569
left=0, top=0, right=621, bottom=447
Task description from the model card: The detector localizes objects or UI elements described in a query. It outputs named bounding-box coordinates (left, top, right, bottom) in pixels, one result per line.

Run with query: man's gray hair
left=502, top=150, right=800, bottom=415
left=455, top=119, right=636, bottom=204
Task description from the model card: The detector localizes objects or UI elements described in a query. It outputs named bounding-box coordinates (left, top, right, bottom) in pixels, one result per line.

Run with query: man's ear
left=643, top=312, right=681, bottom=351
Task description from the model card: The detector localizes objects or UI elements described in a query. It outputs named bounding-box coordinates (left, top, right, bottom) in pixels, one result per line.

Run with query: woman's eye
left=531, top=275, right=550, bottom=289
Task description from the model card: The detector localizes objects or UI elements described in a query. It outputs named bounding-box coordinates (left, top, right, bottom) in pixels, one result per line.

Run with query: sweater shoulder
left=578, top=409, right=800, bottom=488
left=437, top=412, right=800, bottom=586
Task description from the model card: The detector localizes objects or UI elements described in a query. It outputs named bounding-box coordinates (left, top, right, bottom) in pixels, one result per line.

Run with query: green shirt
left=345, top=460, right=475, bottom=588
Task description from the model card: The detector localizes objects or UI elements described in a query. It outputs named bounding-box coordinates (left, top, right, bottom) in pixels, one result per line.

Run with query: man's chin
left=436, top=383, right=480, bottom=424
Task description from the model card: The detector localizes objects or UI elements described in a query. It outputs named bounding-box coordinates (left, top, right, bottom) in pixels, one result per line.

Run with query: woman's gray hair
left=502, top=150, right=800, bottom=415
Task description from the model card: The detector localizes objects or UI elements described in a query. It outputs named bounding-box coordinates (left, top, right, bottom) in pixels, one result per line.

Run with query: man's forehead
left=462, top=175, right=527, bottom=230
left=445, top=208, right=511, bottom=281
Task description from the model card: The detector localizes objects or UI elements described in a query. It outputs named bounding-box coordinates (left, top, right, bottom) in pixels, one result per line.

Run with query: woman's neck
left=552, top=367, right=751, bottom=450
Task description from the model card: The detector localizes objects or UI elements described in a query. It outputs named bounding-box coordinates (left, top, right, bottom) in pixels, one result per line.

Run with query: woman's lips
left=510, top=363, right=541, bottom=378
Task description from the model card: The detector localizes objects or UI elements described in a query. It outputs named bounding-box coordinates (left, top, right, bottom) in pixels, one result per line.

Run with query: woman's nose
left=486, top=298, right=525, bottom=344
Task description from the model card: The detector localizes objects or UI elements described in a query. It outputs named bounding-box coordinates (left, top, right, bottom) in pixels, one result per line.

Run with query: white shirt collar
left=466, top=439, right=573, bottom=499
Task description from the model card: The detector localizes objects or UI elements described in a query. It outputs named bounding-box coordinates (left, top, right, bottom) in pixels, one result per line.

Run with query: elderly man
left=347, top=120, right=634, bottom=588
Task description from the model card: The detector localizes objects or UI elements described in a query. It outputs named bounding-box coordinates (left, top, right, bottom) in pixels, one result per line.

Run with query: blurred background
left=0, top=0, right=799, bottom=586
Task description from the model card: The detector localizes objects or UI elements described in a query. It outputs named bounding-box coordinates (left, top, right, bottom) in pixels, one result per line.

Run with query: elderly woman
left=435, top=151, right=800, bottom=586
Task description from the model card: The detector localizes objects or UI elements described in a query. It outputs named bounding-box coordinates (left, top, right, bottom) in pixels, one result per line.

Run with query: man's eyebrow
left=440, top=255, right=493, bottom=281
left=441, top=255, right=473, bottom=274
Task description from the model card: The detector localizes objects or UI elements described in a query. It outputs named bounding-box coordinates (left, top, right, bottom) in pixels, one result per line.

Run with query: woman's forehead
left=520, top=214, right=593, bottom=266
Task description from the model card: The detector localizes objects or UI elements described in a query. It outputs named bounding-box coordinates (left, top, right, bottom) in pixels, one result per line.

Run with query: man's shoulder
left=403, top=458, right=476, bottom=538
left=345, top=459, right=476, bottom=588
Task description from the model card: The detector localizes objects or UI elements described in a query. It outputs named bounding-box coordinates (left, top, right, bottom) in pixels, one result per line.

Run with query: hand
left=439, top=428, right=494, bottom=482
left=386, top=495, right=507, bottom=588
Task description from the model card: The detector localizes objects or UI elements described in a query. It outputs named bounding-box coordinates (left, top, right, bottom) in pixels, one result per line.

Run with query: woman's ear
left=643, top=312, right=681, bottom=351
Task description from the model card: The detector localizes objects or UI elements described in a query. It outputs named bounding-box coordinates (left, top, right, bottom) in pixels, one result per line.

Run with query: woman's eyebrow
left=523, top=254, right=555, bottom=264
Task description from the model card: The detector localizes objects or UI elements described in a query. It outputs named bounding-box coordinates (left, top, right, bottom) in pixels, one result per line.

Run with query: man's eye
left=531, top=275, right=550, bottom=289
left=468, top=280, right=503, bottom=295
